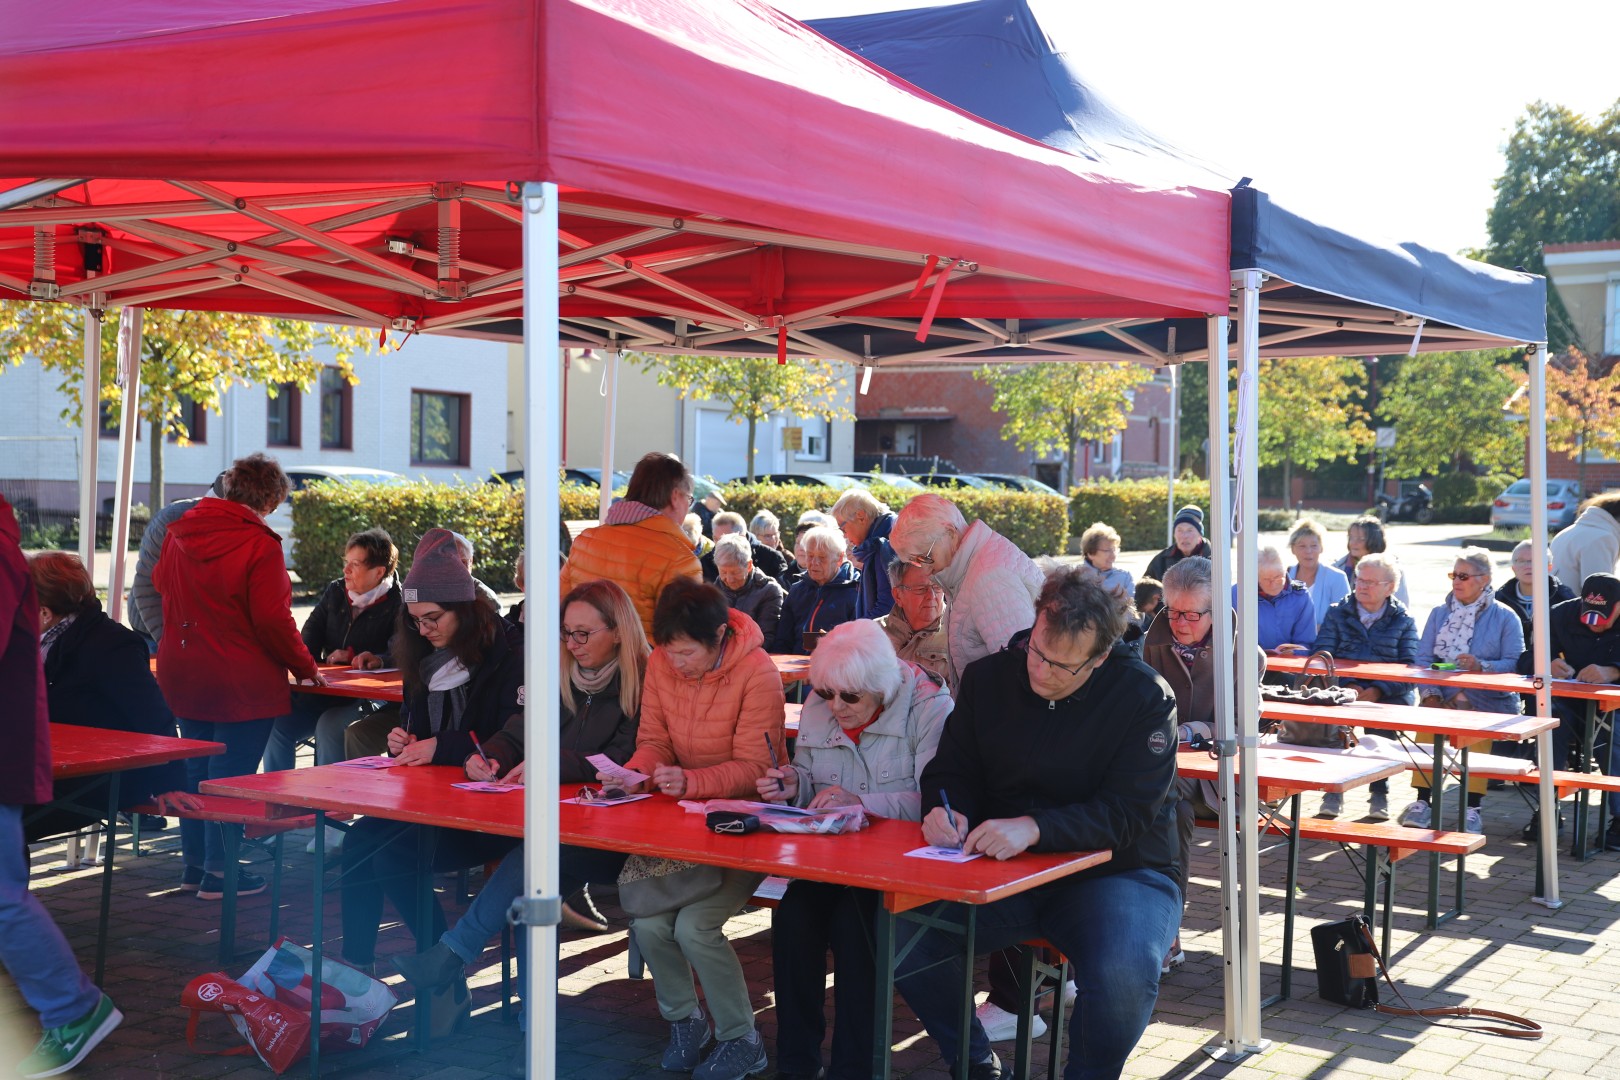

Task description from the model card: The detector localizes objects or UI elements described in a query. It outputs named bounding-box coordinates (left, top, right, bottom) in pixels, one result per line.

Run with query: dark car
left=974, top=473, right=1063, bottom=496
left=908, top=472, right=993, bottom=490
left=733, top=473, right=869, bottom=490
left=490, top=468, right=631, bottom=489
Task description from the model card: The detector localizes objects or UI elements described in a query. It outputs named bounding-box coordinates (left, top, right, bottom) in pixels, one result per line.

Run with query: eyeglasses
left=1164, top=608, right=1211, bottom=624
left=1354, top=576, right=1393, bottom=588
left=561, top=626, right=609, bottom=645
left=895, top=582, right=945, bottom=597
left=814, top=688, right=866, bottom=704
left=1021, top=638, right=1098, bottom=678
left=409, top=610, right=448, bottom=631
left=1447, top=571, right=1485, bottom=582
left=901, top=536, right=939, bottom=567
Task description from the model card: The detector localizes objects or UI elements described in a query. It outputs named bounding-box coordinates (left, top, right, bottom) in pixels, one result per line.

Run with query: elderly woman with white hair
left=712, top=532, right=785, bottom=642
left=1245, top=545, right=1316, bottom=652
left=756, top=619, right=953, bottom=1080
left=772, top=524, right=861, bottom=653
left=888, top=493, right=1045, bottom=687
left=831, top=487, right=896, bottom=618
left=1498, top=539, right=1576, bottom=648
left=1402, top=547, right=1525, bottom=832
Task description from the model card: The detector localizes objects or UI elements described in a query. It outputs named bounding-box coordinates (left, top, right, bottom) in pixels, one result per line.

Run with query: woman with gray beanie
left=339, top=528, right=523, bottom=1034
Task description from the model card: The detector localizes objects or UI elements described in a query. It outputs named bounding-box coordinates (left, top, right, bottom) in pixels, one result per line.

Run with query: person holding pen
left=337, top=529, right=521, bottom=1035
left=755, top=619, right=952, bottom=1080
left=894, top=564, right=1181, bottom=1080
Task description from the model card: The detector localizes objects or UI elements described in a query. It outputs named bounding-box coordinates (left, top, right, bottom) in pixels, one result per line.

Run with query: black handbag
left=1261, top=650, right=1359, bottom=748
left=1311, top=915, right=1541, bottom=1039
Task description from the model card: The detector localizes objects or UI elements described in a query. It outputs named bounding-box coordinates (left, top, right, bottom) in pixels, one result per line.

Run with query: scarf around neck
left=348, top=574, right=395, bottom=611
left=40, top=613, right=76, bottom=660
left=421, top=647, right=472, bottom=734
left=1434, top=586, right=1491, bottom=662
left=571, top=657, right=619, bottom=696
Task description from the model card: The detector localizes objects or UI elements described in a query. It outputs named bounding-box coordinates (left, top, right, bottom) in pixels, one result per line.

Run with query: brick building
left=1538, top=241, right=1620, bottom=492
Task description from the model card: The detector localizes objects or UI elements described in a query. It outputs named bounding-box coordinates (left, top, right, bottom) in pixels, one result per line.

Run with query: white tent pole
left=76, top=310, right=102, bottom=574
left=1167, top=363, right=1179, bottom=546
left=107, top=307, right=143, bottom=624
left=597, top=348, right=622, bottom=522
left=519, top=181, right=563, bottom=1080
left=1201, top=311, right=1247, bottom=1063
left=1233, top=273, right=1265, bottom=1052
left=1527, top=342, right=1562, bottom=908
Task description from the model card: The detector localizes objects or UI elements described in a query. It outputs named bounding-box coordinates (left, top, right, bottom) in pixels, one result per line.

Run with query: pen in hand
left=469, top=732, right=494, bottom=776
left=938, top=788, right=963, bottom=851
left=764, top=733, right=784, bottom=793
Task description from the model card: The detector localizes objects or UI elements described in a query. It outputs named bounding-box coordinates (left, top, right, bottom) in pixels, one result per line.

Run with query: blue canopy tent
left=807, top=0, right=1555, bottom=1065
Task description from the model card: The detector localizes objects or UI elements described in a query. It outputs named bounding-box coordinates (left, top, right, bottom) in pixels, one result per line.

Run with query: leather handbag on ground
left=1311, top=915, right=1541, bottom=1039
left=616, top=855, right=724, bottom=917
left=1261, top=650, right=1359, bottom=748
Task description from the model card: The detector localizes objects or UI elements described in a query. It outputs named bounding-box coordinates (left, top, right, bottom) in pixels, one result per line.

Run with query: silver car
left=1490, top=478, right=1584, bottom=530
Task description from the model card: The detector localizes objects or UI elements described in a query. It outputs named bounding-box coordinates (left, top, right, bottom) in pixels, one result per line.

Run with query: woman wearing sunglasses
left=1404, top=548, right=1524, bottom=832
left=337, top=529, right=521, bottom=1031
left=755, top=619, right=952, bottom=1080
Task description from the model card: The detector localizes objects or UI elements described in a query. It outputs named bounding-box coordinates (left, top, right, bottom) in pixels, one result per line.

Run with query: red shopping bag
left=182, top=939, right=396, bottom=1073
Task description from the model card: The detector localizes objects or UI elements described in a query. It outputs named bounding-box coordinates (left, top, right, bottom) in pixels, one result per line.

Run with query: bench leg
left=218, top=824, right=241, bottom=966
left=1278, top=794, right=1303, bottom=1004
left=500, top=923, right=513, bottom=1021
left=871, top=905, right=897, bottom=1080
left=1048, top=957, right=1068, bottom=1078
left=94, top=776, right=121, bottom=985
left=268, top=833, right=283, bottom=949
left=1012, top=945, right=1038, bottom=1080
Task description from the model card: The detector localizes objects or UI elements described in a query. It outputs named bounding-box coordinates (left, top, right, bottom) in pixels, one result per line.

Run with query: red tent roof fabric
left=0, top=0, right=1229, bottom=320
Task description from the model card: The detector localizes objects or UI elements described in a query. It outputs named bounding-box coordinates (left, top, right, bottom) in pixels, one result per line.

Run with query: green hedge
left=720, top=482, right=1069, bottom=558
left=1068, top=478, right=1211, bottom=551
left=1431, top=472, right=1514, bottom=510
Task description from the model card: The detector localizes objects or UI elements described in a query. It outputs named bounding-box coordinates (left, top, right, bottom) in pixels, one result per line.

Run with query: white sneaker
left=1062, top=979, right=1076, bottom=1008
left=1399, top=800, right=1432, bottom=828
left=975, top=1000, right=1045, bottom=1042
left=1367, top=793, right=1390, bottom=821
left=1464, top=807, right=1483, bottom=833
left=305, top=825, right=345, bottom=854
left=1317, top=793, right=1343, bottom=819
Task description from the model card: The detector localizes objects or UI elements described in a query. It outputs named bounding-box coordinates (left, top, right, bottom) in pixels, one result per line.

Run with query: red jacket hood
left=165, top=498, right=280, bottom=562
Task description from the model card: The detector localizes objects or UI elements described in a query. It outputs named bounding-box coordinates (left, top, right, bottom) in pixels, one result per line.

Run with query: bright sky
left=780, top=0, right=1620, bottom=257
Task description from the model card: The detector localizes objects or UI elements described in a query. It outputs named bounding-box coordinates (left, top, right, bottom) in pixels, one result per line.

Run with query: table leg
left=1426, top=735, right=1445, bottom=928
left=955, top=905, right=976, bottom=1080
left=309, top=810, right=325, bottom=1079
left=414, top=826, right=436, bottom=1051
left=219, top=823, right=241, bottom=965
left=1454, top=745, right=1470, bottom=918
left=94, top=774, right=120, bottom=986
left=872, top=905, right=896, bottom=1080
left=1262, top=794, right=1302, bottom=1008
left=1013, top=946, right=1038, bottom=1080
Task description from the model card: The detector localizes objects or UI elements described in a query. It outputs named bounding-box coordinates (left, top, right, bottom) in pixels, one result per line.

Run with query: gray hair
left=891, top=492, right=967, bottom=552
left=1357, top=552, right=1400, bottom=586
left=713, top=532, right=753, bottom=569
left=799, top=524, right=847, bottom=558
left=809, top=619, right=904, bottom=706
left=750, top=510, right=780, bottom=535
left=711, top=511, right=747, bottom=535
left=1456, top=546, right=1494, bottom=579
left=1162, top=555, right=1212, bottom=597
left=831, top=487, right=891, bottom=520
left=1257, top=546, right=1285, bottom=572
left=1287, top=517, right=1326, bottom=550
left=1035, top=563, right=1129, bottom=657
left=449, top=530, right=475, bottom=564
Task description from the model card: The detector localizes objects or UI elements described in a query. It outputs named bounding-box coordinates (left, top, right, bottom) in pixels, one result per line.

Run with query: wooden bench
left=1444, top=764, right=1620, bottom=860
left=1195, top=813, right=1483, bottom=1000
left=128, top=794, right=325, bottom=964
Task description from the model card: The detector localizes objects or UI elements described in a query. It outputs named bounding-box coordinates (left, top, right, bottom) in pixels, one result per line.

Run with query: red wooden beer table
left=203, top=764, right=1110, bottom=1078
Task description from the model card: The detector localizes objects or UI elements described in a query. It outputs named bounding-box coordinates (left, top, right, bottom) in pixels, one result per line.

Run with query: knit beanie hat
left=1173, top=505, right=1205, bottom=534
left=402, top=528, right=475, bottom=604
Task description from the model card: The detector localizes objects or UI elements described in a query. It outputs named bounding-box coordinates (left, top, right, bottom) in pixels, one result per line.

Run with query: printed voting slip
left=585, top=754, right=650, bottom=787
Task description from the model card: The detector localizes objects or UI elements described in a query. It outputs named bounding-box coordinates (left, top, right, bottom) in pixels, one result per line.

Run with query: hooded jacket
left=560, top=507, right=701, bottom=639
left=627, top=609, right=786, bottom=800
left=1242, top=580, right=1318, bottom=651
left=851, top=511, right=897, bottom=619
left=934, top=520, right=1046, bottom=686
left=921, top=628, right=1181, bottom=888
left=400, top=626, right=524, bottom=767
left=773, top=560, right=861, bottom=653
left=788, top=660, right=952, bottom=820
left=154, top=498, right=318, bottom=721
left=1550, top=506, right=1620, bottom=590
left=1311, top=593, right=1419, bottom=705
left=1, top=494, right=51, bottom=805
left=301, top=577, right=402, bottom=661
left=717, top=566, right=785, bottom=644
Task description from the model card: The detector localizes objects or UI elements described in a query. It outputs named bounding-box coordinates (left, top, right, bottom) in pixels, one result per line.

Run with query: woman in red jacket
left=155, top=453, right=323, bottom=900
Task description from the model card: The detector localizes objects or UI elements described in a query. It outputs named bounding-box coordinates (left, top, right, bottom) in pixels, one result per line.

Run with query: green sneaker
left=19, top=993, right=122, bottom=1078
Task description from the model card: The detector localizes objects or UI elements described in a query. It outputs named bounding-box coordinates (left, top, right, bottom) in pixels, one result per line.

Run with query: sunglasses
left=1447, top=572, right=1484, bottom=582
left=902, top=536, right=939, bottom=567
left=814, top=688, right=866, bottom=704
left=576, top=785, right=628, bottom=802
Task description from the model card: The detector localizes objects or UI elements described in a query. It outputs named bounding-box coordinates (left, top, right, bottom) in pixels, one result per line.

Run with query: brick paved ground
left=4, top=776, right=1618, bottom=1079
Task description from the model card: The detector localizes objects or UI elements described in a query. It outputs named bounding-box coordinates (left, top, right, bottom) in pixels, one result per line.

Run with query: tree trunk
left=148, top=414, right=165, bottom=510
left=1063, top=440, right=1076, bottom=494
left=746, top=415, right=757, bottom=484
left=1283, top=455, right=1294, bottom=513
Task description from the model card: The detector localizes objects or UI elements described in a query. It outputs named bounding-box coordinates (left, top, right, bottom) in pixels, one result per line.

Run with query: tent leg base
left=1532, top=895, right=1566, bottom=910
left=1204, top=1038, right=1269, bottom=1063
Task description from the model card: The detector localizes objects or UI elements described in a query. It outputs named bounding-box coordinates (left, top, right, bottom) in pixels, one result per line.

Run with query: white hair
left=750, top=510, right=780, bottom=534
left=809, top=619, right=904, bottom=706
left=680, top=513, right=703, bottom=545
left=713, top=532, right=753, bottom=569
left=891, top=492, right=966, bottom=550
left=1358, top=552, right=1400, bottom=586
left=1257, top=546, right=1285, bottom=572
left=831, top=487, right=890, bottom=520
left=797, top=509, right=836, bottom=531
left=799, top=524, right=847, bottom=558
left=449, top=530, right=475, bottom=564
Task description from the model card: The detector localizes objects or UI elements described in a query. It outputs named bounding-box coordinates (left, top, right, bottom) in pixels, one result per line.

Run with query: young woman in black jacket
left=339, top=531, right=520, bottom=1015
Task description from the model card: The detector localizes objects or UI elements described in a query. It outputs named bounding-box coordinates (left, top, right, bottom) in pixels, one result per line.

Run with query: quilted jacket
left=934, top=520, right=1045, bottom=687
left=625, top=609, right=786, bottom=800
left=559, top=509, right=701, bottom=638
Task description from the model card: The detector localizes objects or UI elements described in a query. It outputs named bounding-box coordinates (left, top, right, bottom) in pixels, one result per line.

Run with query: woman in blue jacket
left=1311, top=552, right=1418, bottom=820
left=1244, top=546, right=1316, bottom=652
left=772, top=526, right=861, bottom=653
left=1405, top=549, right=1524, bottom=832
left=1287, top=518, right=1351, bottom=631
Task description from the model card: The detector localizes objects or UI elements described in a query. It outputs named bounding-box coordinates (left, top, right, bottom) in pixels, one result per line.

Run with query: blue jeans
left=0, top=804, right=103, bottom=1028
left=262, top=694, right=362, bottom=772
left=176, top=717, right=277, bottom=874
left=893, top=868, right=1180, bottom=1080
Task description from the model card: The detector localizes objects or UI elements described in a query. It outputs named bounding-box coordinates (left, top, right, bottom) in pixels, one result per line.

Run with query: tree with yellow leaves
left=974, top=361, right=1156, bottom=491
left=1255, top=356, right=1375, bottom=503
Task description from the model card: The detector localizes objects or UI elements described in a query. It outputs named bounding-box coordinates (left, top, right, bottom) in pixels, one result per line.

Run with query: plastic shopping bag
left=182, top=938, right=397, bottom=1073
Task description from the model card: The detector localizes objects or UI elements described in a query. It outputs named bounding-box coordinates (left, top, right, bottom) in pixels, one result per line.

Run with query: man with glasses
left=894, top=564, right=1181, bottom=1080
left=874, top=559, right=951, bottom=690
left=560, top=451, right=702, bottom=638
left=1312, top=552, right=1418, bottom=819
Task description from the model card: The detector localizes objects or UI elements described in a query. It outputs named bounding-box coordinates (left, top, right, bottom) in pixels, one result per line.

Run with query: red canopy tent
left=1, top=2, right=1232, bottom=1074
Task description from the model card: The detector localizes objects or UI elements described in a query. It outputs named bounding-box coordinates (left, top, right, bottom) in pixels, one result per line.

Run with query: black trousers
left=771, top=881, right=879, bottom=1080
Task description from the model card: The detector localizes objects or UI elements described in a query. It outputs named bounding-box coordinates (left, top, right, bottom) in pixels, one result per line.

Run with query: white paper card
left=332, top=755, right=400, bottom=769
left=586, top=754, right=650, bottom=786
left=905, top=845, right=984, bottom=863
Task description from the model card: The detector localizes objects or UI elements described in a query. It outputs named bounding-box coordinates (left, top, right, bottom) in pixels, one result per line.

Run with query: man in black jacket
left=895, top=565, right=1181, bottom=1080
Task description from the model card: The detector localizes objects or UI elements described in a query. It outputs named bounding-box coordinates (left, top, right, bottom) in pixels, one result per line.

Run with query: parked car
left=830, top=471, right=925, bottom=490
left=1491, top=478, right=1585, bottom=531
left=267, top=466, right=408, bottom=568
left=490, top=468, right=632, bottom=489
left=908, top=472, right=994, bottom=490
left=975, top=473, right=1063, bottom=496
left=734, top=473, right=869, bottom=490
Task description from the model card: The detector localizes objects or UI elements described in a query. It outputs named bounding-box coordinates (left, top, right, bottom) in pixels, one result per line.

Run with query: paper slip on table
left=201, top=764, right=1110, bottom=1079
left=1267, top=653, right=1618, bottom=859
left=39, top=723, right=223, bottom=983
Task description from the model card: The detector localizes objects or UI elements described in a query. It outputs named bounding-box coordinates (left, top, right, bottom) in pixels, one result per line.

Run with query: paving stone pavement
left=4, top=773, right=1618, bottom=1079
